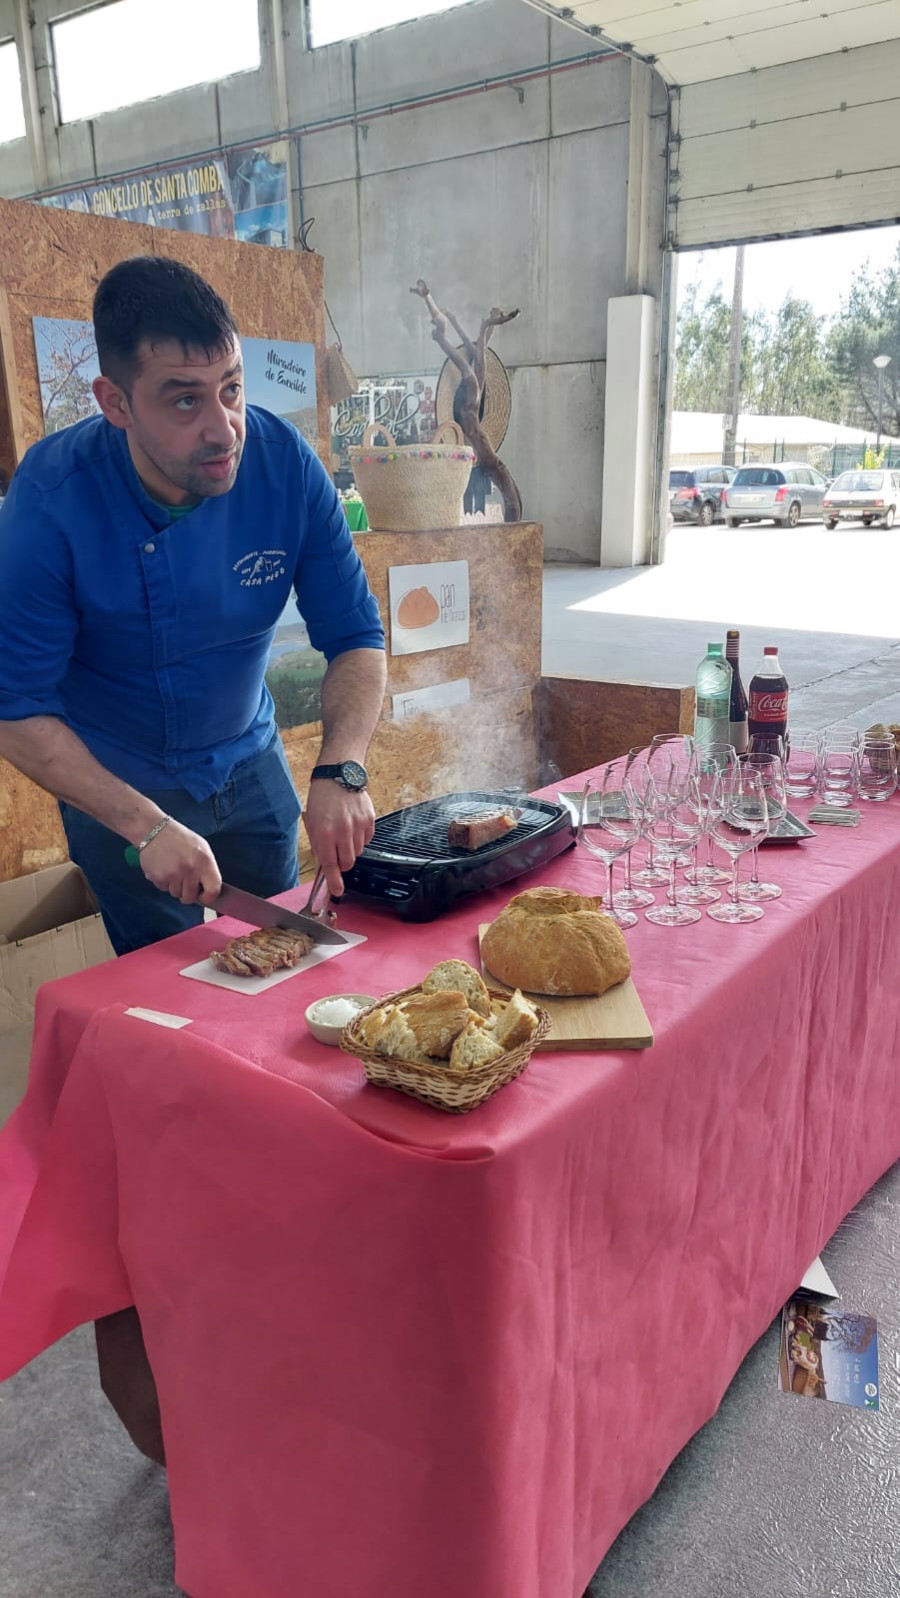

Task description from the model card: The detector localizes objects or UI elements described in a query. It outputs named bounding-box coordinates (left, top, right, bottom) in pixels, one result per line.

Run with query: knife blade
left=214, top=883, right=348, bottom=945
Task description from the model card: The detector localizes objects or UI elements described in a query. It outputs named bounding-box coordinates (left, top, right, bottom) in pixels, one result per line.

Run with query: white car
left=822, top=469, right=900, bottom=529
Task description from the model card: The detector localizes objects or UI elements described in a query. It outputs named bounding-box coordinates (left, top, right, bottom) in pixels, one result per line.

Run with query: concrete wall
left=0, top=0, right=670, bottom=563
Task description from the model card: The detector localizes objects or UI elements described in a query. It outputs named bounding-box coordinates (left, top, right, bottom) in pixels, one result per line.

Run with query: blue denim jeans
left=60, top=733, right=301, bottom=956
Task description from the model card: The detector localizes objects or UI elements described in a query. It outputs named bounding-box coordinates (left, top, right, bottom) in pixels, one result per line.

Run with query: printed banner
left=331, top=372, right=441, bottom=476
left=40, top=140, right=289, bottom=248
left=33, top=317, right=102, bottom=435
left=241, top=337, right=317, bottom=446
left=780, top=1298, right=879, bottom=1409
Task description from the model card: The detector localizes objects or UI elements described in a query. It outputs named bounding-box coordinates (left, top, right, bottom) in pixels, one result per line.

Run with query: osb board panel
left=0, top=195, right=328, bottom=464
left=0, top=761, right=68, bottom=884
left=0, top=290, right=25, bottom=490
left=283, top=682, right=539, bottom=850
left=539, top=676, right=695, bottom=781
left=357, top=522, right=543, bottom=697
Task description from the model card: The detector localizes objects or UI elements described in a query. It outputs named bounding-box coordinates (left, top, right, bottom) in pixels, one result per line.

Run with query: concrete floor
left=543, top=521, right=900, bottom=731
left=0, top=522, right=897, bottom=1596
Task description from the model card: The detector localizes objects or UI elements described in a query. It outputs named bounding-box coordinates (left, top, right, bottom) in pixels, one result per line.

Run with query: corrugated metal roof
left=525, top=0, right=900, bottom=85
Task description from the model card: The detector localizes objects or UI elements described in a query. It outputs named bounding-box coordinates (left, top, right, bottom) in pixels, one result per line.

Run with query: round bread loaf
left=481, top=885, right=631, bottom=997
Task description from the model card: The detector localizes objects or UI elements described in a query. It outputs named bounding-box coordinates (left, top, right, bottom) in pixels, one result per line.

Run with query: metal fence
left=819, top=442, right=900, bottom=476
left=738, top=441, right=900, bottom=475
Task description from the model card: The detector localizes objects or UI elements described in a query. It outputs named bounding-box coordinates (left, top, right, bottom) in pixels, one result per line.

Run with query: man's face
left=96, top=338, right=246, bottom=506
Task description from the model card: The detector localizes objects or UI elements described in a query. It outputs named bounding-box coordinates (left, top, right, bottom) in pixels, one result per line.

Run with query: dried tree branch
left=409, top=281, right=522, bottom=522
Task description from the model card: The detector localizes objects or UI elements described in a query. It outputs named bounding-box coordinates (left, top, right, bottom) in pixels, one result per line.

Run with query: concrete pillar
left=600, top=294, right=657, bottom=568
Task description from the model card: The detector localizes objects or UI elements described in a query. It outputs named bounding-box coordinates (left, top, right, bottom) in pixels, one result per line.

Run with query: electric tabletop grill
left=341, top=790, right=575, bottom=922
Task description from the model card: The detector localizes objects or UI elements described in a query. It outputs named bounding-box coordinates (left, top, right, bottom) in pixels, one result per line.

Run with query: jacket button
left=144, top=541, right=155, bottom=554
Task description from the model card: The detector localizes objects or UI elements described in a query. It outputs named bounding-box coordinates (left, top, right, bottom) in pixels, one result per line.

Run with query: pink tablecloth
left=2, top=783, right=900, bottom=1598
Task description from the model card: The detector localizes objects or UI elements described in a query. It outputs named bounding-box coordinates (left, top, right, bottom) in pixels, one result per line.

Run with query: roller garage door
left=524, top=2, right=900, bottom=248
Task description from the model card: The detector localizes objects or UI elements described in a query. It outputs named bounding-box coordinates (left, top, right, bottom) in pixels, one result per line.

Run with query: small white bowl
left=305, top=993, right=378, bottom=1047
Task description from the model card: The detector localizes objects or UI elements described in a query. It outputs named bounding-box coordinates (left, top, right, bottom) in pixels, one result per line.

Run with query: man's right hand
left=138, top=819, right=223, bottom=906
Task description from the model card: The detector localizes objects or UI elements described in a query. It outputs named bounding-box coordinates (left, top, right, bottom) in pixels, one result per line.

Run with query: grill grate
left=365, top=792, right=554, bottom=863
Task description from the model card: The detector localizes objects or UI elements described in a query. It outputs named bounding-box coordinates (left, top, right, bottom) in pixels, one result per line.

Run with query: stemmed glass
left=641, top=769, right=704, bottom=927
left=629, top=744, right=673, bottom=887
left=678, top=744, right=736, bottom=903
left=738, top=752, right=786, bottom=903
left=576, top=765, right=641, bottom=930
left=708, top=769, right=769, bottom=924
left=614, top=747, right=659, bottom=910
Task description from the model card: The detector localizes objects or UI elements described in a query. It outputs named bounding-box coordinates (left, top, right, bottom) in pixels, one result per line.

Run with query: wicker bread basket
left=340, top=984, right=550, bottom=1113
left=348, top=422, right=475, bottom=533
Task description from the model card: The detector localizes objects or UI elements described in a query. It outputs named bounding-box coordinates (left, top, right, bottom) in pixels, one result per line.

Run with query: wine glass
left=738, top=752, right=786, bottom=903
left=679, top=743, right=736, bottom=899
left=642, top=769, right=704, bottom=927
left=614, top=747, right=658, bottom=909
left=576, top=765, right=641, bottom=930
left=628, top=746, right=672, bottom=887
left=707, top=769, right=769, bottom=924
left=649, top=734, right=697, bottom=866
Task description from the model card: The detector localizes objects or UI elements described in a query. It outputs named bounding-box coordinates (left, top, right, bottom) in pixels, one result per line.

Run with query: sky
left=310, top=0, right=473, bottom=47
left=677, top=225, right=900, bottom=322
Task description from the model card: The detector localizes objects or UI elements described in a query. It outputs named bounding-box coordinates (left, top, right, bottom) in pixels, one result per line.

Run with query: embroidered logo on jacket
left=234, top=550, right=287, bottom=588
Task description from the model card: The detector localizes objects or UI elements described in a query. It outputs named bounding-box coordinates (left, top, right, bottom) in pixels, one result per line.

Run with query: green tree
left=675, top=282, right=842, bottom=421
left=674, top=282, right=750, bottom=411
left=750, top=296, right=843, bottom=421
left=827, top=247, right=900, bottom=437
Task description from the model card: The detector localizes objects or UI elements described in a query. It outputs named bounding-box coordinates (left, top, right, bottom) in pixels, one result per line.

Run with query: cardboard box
left=0, top=862, right=114, bottom=1031
left=0, top=1025, right=33, bottom=1127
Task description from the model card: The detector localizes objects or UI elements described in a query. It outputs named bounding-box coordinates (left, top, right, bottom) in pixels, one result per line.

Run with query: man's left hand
left=304, top=779, right=376, bottom=898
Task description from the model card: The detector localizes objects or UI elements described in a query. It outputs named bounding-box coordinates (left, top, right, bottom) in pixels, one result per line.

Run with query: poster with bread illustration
left=388, top=560, right=470, bottom=655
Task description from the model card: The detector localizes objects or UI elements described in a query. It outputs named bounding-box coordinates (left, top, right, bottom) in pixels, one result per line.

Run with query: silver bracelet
left=136, top=815, right=171, bottom=854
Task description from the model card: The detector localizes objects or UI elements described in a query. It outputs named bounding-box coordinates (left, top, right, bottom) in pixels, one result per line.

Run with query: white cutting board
left=180, top=931, right=367, bottom=996
left=479, top=927, right=653, bottom=1051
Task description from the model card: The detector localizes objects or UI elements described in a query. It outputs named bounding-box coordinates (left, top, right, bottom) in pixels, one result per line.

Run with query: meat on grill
left=448, top=808, right=520, bottom=851
left=210, top=925, right=315, bottom=977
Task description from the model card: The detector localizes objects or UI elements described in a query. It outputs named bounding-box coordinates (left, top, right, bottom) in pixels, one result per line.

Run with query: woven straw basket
left=348, top=422, right=475, bottom=532
left=340, top=984, right=551, bottom=1113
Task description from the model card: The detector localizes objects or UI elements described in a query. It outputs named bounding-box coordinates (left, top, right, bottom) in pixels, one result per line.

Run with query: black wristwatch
left=310, top=760, right=369, bottom=792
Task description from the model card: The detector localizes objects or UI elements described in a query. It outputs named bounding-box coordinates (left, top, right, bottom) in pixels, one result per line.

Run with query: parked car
left=822, top=468, right=900, bottom=528
left=668, top=465, right=735, bottom=526
left=722, top=463, right=828, bottom=528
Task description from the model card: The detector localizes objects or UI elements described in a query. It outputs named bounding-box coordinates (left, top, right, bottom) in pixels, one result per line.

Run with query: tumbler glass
left=819, top=730, right=860, bottom=808
left=858, top=734, right=897, bottom=803
left=782, top=731, right=821, bottom=800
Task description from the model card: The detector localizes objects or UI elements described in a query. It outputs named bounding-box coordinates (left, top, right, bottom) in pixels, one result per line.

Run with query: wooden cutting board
left=478, top=927, right=653, bottom=1052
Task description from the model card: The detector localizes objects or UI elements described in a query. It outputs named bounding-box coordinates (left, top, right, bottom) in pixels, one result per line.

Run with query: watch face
left=341, top=761, right=368, bottom=791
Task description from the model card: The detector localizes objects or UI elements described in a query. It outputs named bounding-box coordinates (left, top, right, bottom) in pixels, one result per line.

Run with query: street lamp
left=873, top=354, right=891, bottom=456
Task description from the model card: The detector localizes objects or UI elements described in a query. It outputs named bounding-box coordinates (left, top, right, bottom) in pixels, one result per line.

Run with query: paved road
left=543, top=524, right=900, bottom=730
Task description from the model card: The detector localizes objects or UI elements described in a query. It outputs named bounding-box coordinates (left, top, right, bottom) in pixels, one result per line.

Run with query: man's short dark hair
left=93, top=256, right=239, bottom=392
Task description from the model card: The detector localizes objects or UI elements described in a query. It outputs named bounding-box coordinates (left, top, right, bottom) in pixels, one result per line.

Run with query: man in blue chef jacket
left=0, top=256, right=386, bottom=955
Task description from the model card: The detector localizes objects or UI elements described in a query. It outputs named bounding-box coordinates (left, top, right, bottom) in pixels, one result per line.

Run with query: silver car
left=723, top=463, right=828, bottom=528
left=822, top=469, right=900, bottom=529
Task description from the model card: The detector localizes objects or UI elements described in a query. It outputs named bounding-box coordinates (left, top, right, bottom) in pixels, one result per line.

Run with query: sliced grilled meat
left=210, top=925, right=315, bottom=978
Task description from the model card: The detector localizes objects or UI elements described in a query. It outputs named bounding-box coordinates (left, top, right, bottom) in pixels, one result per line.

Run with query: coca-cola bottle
left=748, top=646, right=789, bottom=755
left=725, top=629, right=749, bottom=755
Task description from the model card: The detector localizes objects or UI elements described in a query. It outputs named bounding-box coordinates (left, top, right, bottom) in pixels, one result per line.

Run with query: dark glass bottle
left=725, top=629, right=749, bottom=755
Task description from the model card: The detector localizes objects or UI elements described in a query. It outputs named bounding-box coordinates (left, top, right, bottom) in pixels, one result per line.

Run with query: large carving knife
left=213, top=883, right=348, bottom=945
